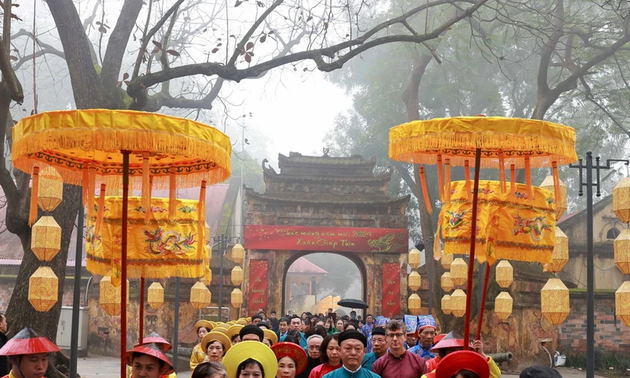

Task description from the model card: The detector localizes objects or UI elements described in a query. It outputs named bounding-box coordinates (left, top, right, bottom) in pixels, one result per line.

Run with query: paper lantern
left=540, top=175, right=567, bottom=219
left=408, top=248, right=421, bottom=269
left=614, top=229, right=630, bottom=274
left=38, top=166, right=63, bottom=212
left=541, top=278, right=570, bottom=325
left=100, top=275, right=129, bottom=316
left=231, top=288, right=244, bottom=307
left=494, top=291, right=513, bottom=320
left=231, top=266, right=244, bottom=286
left=544, top=227, right=569, bottom=273
left=450, top=258, right=468, bottom=287
left=191, top=281, right=211, bottom=309
left=231, top=244, right=245, bottom=265
left=31, top=216, right=62, bottom=261
left=441, top=252, right=453, bottom=269
left=408, top=271, right=421, bottom=291
left=495, top=260, right=513, bottom=288
left=147, top=282, right=164, bottom=309
left=613, top=177, right=630, bottom=223
left=28, top=266, right=58, bottom=312
left=615, top=281, right=630, bottom=326
left=408, top=294, right=421, bottom=314
left=441, top=272, right=453, bottom=292
left=441, top=294, right=452, bottom=315
left=450, top=289, right=466, bottom=317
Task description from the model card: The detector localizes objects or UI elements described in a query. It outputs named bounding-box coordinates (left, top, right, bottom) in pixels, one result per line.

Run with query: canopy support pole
left=121, top=150, right=130, bottom=378
left=69, top=192, right=84, bottom=378
left=140, top=277, right=145, bottom=341
left=463, top=148, right=481, bottom=349
left=475, top=262, right=492, bottom=341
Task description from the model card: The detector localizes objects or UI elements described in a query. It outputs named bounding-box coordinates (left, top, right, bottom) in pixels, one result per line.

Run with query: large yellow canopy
left=11, top=109, right=231, bottom=188
left=389, top=116, right=577, bottom=168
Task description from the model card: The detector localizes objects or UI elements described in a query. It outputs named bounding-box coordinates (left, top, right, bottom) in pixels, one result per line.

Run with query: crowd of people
left=0, top=309, right=563, bottom=378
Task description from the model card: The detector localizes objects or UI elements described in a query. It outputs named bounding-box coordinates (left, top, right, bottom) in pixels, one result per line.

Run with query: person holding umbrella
left=0, top=328, right=60, bottom=378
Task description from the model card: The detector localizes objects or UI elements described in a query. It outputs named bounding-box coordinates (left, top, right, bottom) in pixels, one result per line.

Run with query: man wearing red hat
left=0, top=327, right=60, bottom=378
left=128, top=342, right=175, bottom=378
left=128, top=333, right=177, bottom=378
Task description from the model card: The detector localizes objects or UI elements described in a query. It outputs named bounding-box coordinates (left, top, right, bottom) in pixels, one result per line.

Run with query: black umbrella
left=337, top=298, right=369, bottom=310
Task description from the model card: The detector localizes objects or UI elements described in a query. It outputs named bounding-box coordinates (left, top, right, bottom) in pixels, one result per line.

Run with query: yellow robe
left=420, top=356, right=501, bottom=378
left=190, top=343, right=206, bottom=371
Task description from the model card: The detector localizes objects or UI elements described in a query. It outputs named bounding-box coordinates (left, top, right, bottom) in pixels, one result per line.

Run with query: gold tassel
left=499, top=152, right=506, bottom=193
left=444, top=158, right=451, bottom=203
left=433, top=223, right=441, bottom=261
left=95, top=184, right=106, bottom=235
left=464, top=160, right=471, bottom=200
left=437, top=154, right=444, bottom=202
left=552, top=161, right=561, bottom=209
left=142, top=152, right=150, bottom=214
left=169, top=166, right=177, bottom=219
left=87, top=163, right=96, bottom=220
left=82, top=165, right=90, bottom=206
left=145, top=176, right=153, bottom=223
left=198, top=180, right=207, bottom=252
left=419, top=166, right=432, bottom=214
left=525, top=156, right=533, bottom=203
left=510, top=164, right=516, bottom=197
left=29, top=166, right=39, bottom=226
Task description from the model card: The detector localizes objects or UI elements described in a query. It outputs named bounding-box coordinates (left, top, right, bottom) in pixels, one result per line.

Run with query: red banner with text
left=245, top=225, right=408, bottom=253
left=248, top=260, right=268, bottom=314
left=382, top=263, right=401, bottom=318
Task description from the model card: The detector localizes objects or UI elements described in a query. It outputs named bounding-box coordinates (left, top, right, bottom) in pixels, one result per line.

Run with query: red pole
left=475, top=263, right=492, bottom=341
left=463, top=148, right=482, bottom=350
left=140, top=277, right=145, bottom=341
left=121, top=151, right=130, bottom=378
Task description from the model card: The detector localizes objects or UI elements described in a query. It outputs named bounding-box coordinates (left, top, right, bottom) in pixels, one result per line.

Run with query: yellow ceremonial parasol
left=12, top=109, right=232, bottom=377
left=389, top=115, right=577, bottom=347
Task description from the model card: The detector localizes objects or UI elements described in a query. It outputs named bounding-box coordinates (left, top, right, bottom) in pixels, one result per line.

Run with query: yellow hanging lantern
left=231, top=266, right=244, bottom=286
left=450, top=289, right=466, bottom=317
left=38, top=166, right=63, bottom=212
left=441, top=252, right=453, bottom=269
left=231, top=244, right=245, bottom=265
left=615, top=281, right=630, bottom=326
left=441, top=272, right=453, bottom=292
left=540, top=175, right=567, bottom=219
left=408, top=248, right=421, bottom=269
left=147, top=282, right=164, bottom=309
left=614, top=229, right=630, bottom=274
left=544, top=227, right=569, bottom=273
left=494, top=291, right=513, bottom=320
left=408, top=271, right=422, bottom=291
left=541, top=278, right=570, bottom=325
left=99, top=275, right=129, bottom=316
left=31, top=216, right=62, bottom=261
left=191, top=281, right=211, bottom=309
left=450, top=258, right=468, bottom=287
left=408, top=294, right=421, bottom=314
left=613, top=177, right=630, bottom=223
left=28, top=266, right=58, bottom=312
left=231, top=288, right=244, bottom=308
left=441, top=294, right=452, bottom=315
left=495, top=260, right=513, bottom=288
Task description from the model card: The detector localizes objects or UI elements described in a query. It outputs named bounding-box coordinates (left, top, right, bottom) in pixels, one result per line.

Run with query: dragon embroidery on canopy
left=144, top=227, right=196, bottom=255
left=511, top=214, right=552, bottom=242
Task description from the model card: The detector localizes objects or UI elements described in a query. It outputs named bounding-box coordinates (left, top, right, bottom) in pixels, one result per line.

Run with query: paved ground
left=77, top=354, right=608, bottom=378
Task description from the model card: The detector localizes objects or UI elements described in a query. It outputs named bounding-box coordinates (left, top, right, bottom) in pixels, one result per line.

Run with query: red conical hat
left=429, top=331, right=472, bottom=352
left=271, top=342, right=308, bottom=375
left=435, top=350, right=490, bottom=378
left=134, top=332, right=172, bottom=352
left=0, top=328, right=60, bottom=356
left=126, top=343, right=174, bottom=375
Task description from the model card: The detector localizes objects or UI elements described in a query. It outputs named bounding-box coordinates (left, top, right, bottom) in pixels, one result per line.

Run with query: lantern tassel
left=95, top=184, right=106, bottom=235
left=198, top=181, right=207, bottom=253
left=525, top=156, right=533, bottom=204
left=142, top=152, right=150, bottom=216
left=464, top=160, right=471, bottom=200
left=169, top=166, right=177, bottom=219
left=418, top=166, right=432, bottom=214
left=444, top=158, right=451, bottom=203
left=87, top=163, right=96, bottom=220
left=29, top=166, right=39, bottom=226
left=510, top=164, right=516, bottom=197
left=437, top=154, right=444, bottom=202
left=82, top=165, right=90, bottom=206
left=145, top=176, right=153, bottom=223
left=552, top=161, right=561, bottom=215
left=499, top=152, right=506, bottom=193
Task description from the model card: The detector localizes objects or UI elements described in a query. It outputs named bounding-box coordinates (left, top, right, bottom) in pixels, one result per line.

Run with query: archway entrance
left=284, top=253, right=365, bottom=317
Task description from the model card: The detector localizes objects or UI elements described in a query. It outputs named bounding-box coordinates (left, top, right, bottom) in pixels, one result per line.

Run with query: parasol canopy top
left=389, top=116, right=577, bottom=168
left=11, top=109, right=232, bottom=189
